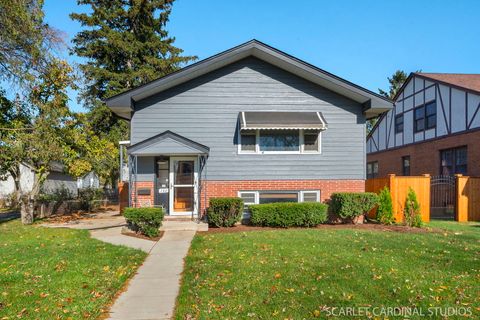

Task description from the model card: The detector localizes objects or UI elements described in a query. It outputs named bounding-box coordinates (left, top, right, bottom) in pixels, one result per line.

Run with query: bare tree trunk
left=20, top=196, right=34, bottom=224
left=9, top=167, right=22, bottom=206
left=20, top=170, right=47, bottom=225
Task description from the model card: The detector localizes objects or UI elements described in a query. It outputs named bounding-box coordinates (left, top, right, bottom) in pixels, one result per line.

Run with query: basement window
left=238, top=190, right=320, bottom=206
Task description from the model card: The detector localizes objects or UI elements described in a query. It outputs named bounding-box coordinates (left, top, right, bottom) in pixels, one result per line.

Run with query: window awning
left=240, top=111, right=327, bottom=130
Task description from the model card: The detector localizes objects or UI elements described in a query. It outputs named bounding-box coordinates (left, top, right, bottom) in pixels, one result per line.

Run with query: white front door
left=169, top=157, right=198, bottom=216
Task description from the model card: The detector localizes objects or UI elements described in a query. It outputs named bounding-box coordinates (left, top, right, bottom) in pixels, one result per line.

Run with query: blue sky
left=44, top=0, right=480, bottom=112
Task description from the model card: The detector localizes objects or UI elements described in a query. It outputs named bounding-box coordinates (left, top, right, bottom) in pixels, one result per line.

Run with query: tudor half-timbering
left=107, top=40, right=392, bottom=217
left=367, top=73, right=480, bottom=178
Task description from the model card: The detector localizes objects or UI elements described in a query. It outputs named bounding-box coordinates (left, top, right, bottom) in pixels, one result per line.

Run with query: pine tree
left=378, top=70, right=408, bottom=100
left=404, top=187, right=422, bottom=227
left=367, top=70, right=409, bottom=134
left=70, top=0, right=196, bottom=187
left=70, top=0, right=196, bottom=100
left=376, top=187, right=394, bottom=225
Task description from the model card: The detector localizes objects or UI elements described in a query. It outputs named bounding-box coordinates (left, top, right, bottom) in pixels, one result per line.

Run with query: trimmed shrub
left=404, top=187, right=422, bottom=227
left=124, top=207, right=164, bottom=237
left=207, top=197, right=244, bottom=227
left=376, top=187, right=395, bottom=225
left=330, top=192, right=379, bottom=223
left=249, top=202, right=328, bottom=227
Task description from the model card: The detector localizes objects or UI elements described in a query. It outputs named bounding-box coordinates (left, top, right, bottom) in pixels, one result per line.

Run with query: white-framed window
left=238, top=190, right=320, bottom=207
left=300, top=190, right=320, bottom=202
left=239, top=129, right=321, bottom=154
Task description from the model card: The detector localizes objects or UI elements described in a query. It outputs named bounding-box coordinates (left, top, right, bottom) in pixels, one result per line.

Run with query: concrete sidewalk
left=108, top=230, right=196, bottom=320
left=43, top=212, right=207, bottom=319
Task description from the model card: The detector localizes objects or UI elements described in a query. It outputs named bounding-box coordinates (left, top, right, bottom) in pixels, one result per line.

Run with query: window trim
left=367, top=161, right=378, bottom=179
left=395, top=113, right=404, bottom=134
left=238, top=129, right=321, bottom=155
left=424, top=100, right=437, bottom=130
left=402, top=155, right=410, bottom=176
left=238, top=190, right=321, bottom=205
left=439, top=146, right=467, bottom=175
left=414, top=99, right=436, bottom=133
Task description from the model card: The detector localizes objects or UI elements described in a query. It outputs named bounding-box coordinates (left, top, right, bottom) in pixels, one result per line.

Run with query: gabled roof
left=368, top=72, right=480, bottom=140
left=392, top=72, right=480, bottom=102
left=415, top=73, right=480, bottom=94
left=106, top=39, right=392, bottom=120
left=127, top=131, right=209, bottom=156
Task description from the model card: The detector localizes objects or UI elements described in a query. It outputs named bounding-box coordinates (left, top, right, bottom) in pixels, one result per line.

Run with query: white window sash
left=238, top=129, right=321, bottom=155
left=238, top=190, right=320, bottom=204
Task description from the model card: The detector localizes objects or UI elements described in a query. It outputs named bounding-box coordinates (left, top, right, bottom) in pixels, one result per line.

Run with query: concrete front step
left=163, top=215, right=196, bottom=221
left=160, top=220, right=208, bottom=232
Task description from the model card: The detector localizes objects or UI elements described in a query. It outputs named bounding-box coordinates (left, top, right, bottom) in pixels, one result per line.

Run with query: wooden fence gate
left=430, top=175, right=456, bottom=219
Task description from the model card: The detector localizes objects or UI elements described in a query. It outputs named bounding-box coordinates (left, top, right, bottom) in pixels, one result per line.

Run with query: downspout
left=204, top=155, right=207, bottom=223
left=128, top=154, right=132, bottom=207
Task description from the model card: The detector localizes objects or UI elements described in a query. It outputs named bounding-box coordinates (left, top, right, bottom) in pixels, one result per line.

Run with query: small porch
left=120, top=131, right=209, bottom=218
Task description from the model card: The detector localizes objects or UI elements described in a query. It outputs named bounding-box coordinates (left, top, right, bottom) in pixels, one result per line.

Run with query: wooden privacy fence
left=118, top=181, right=129, bottom=214
left=366, top=174, right=431, bottom=222
left=456, top=175, right=480, bottom=222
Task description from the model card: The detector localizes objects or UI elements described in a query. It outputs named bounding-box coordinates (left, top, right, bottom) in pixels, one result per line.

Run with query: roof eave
left=105, top=40, right=393, bottom=115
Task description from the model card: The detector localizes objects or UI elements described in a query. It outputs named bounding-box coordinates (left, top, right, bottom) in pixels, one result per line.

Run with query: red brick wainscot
left=131, top=181, right=154, bottom=207
left=199, top=179, right=365, bottom=213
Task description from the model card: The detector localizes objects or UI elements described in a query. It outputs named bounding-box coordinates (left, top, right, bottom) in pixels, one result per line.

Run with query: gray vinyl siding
left=136, top=157, right=155, bottom=182
left=131, top=57, right=366, bottom=181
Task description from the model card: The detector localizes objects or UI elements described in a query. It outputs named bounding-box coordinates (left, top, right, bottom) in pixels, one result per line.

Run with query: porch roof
left=127, top=131, right=210, bottom=156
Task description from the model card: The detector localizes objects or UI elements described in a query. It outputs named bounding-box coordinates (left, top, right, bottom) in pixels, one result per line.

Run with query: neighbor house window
left=238, top=190, right=320, bottom=207
left=414, top=105, right=425, bottom=132
left=239, top=129, right=320, bottom=154
left=395, top=114, right=404, bottom=133
left=414, top=100, right=436, bottom=132
left=367, top=161, right=378, bottom=179
left=425, top=101, right=436, bottom=130
left=440, top=146, right=467, bottom=175
left=402, top=156, right=410, bottom=176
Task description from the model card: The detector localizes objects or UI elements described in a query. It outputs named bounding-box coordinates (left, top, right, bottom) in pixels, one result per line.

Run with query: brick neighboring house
left=106, top=40, right=392, bottom=217
left=367, top=73, right=480, bottom=178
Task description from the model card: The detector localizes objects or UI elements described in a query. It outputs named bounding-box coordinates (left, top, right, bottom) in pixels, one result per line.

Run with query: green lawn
left=0, top=220, right=147, bottom=319
left=176, top=222, right=480, bottom=319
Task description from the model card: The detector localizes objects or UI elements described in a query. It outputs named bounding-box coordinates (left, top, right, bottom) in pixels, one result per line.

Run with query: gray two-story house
left=107, top=40, right=392, bottom=216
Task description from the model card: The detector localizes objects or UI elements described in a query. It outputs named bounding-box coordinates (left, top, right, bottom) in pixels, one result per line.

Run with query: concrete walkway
left=44, top=212, right=207, bottom=319
left=108, top=230, right=195, bottom=320
left=44, top=211, right=157, bottom=252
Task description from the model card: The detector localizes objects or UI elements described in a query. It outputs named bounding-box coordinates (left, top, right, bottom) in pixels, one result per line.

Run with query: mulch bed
left=120, top=229, right=164, bottom=242
left=203, top=223, right=432, bottom=234
left=43, top=207, right=121, bottom=223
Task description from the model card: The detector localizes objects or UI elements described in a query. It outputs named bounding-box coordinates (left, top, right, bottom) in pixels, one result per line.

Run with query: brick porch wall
left=131, top=181, right=154, bottom=208
left=199, top=179, right=365, bottom=214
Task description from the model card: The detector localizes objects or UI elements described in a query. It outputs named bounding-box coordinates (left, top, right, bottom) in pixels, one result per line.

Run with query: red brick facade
left=199, top=179, right=365, bottom=213
left=367, top=129, right=480, bottom=178
left=131, top=181, right=154, bottom=208
left=129, top=179, right=365, bottom=214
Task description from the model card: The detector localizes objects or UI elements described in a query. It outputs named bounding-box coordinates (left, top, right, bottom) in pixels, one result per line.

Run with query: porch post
left=128, top=154, right=132, bottom=207
left=119, top=144, right=123, bottom=181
